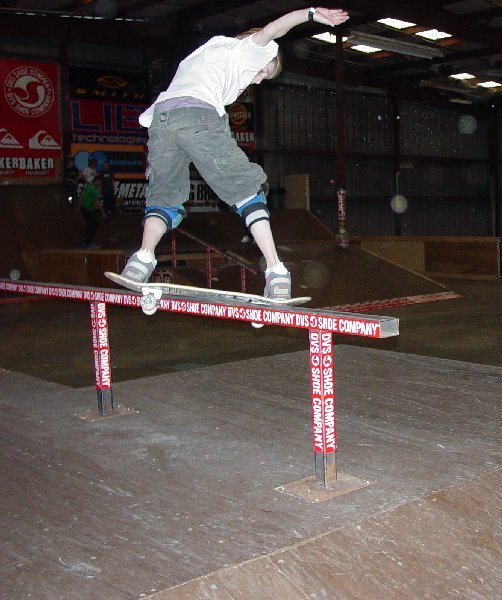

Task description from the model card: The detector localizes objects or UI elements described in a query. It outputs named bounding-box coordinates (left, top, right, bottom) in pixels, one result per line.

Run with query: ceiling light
left=311, top=32, right=348, bottom=44
left=348, top=32, right=444, bottom=59
left=377, top=18, right=416, bottom=29
left=450, top=73, right=476, bottom=80
left=415, top=29, right=452, bottom=41
left=476, top=81, right=501, bottom=88
left=350, top=44, right=382, bottom=54
left=449, top=98, right=472, bottom=105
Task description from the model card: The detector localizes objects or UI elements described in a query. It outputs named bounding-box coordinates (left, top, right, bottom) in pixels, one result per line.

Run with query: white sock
left=265, top=261, right=288, bottom=276
left=137, top=248, right=156, bottom=264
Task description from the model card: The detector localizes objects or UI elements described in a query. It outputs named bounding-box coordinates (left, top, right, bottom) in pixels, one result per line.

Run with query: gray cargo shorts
left=145, top=107, right=267, bottom=209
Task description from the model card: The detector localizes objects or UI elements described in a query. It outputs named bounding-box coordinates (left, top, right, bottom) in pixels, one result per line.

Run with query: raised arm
left=252, top=7, right=349, bottom=47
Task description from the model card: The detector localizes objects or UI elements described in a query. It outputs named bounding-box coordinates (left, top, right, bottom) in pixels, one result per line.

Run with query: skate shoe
left=264, top=263, right=291, bottom=300
left=121, top=249, right=157, bottom=283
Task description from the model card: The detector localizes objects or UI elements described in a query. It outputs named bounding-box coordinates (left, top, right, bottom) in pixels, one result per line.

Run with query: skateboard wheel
left=140, top=294, right=158, bottom=315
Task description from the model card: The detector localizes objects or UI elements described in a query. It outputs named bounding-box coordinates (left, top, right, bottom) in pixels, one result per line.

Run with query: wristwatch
left=308, top=7, right=316, bottom=22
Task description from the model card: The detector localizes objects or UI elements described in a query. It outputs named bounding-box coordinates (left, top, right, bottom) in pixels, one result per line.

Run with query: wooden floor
left=1, top=345, right=500, bottom=599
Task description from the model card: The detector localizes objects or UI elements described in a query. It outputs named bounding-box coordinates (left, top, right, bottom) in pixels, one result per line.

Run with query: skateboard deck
left=105, top=271, right=310, bottom=315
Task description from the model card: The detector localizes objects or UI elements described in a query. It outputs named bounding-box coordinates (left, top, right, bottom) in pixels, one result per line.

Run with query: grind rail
left=0, top=278, right=399, bottom=490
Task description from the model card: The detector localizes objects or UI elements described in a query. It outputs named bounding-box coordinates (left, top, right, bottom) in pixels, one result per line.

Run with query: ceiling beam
left=123, top=0, right=253, bottom=25
left=119, top=0, right=163, bottom=17
left=281, top=49, right=486, bottom=112
left=368, top=47, right=502, bottom=78
left=0, top=12, right=194, bottom=52
left=339, top=0, right=502, bottom=52
left=470, top=7, right=502, bottom=22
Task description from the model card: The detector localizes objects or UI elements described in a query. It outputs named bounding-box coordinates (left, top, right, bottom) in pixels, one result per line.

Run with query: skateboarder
left=122, top=6, right=349, bottom=299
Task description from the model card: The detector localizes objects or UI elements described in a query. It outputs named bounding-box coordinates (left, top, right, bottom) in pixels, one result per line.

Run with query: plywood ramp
left=147, top=469, right=501, bottom=600
left=0, top=347, right=499, bottom=599
left=354, top=235, right=501, bottom=279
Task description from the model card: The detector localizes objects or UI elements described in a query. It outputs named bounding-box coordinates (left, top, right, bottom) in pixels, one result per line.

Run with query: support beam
left=341, top=0, right=502, bottom=52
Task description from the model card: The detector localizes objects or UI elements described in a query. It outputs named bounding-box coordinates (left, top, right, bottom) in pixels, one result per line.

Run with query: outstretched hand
left=313, top=8, right=350, bottom=27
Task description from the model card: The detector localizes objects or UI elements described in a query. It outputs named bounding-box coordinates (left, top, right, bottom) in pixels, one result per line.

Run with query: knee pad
left=144, top=205, right=186, bottom=230
left=234, top=191, right=270, bottom=229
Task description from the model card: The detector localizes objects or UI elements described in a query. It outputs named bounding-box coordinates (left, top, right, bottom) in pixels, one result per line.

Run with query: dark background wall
left=259, top=84, right=499, bottom=237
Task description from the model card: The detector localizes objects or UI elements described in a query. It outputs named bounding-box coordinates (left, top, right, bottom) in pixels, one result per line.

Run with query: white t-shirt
left=139, top=35, right=278, bottom=127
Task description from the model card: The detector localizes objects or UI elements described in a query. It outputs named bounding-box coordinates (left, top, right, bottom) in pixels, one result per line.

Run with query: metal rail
left=0, top=278, right=399, bottom=491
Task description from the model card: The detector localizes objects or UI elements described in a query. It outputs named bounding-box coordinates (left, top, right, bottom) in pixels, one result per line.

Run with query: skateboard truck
left=140, top=287, right=163, bottom=315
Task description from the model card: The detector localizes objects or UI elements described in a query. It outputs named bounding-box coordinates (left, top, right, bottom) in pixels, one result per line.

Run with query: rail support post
left=90, top=301, right=113, bottom=415
left=309, top=330, right=337, bottom=489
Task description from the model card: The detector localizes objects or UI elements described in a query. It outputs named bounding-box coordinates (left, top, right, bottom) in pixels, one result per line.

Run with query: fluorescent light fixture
left=476, top=81, right=501, bottom=88
left=450, top=73, right=475, bottom=80
left=351, top=44, right=382, bottom=54
left=449, top=98, right=472, bottom=105
left=311, top=32, right=348, bottom=44
left=378, top=18, right=416, bottom=29
left=415, top=29, right=452, bottom=41
left=348, top=32, right=444, bottom=59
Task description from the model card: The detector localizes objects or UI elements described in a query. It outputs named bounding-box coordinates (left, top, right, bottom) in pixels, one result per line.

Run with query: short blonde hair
left=235, top=29, right=283, bottom=80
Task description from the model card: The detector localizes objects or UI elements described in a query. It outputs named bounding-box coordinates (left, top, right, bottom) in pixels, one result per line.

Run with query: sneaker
left=264, top=263, right=291, bottom=300
left=121, top=249, right=157, bottom=283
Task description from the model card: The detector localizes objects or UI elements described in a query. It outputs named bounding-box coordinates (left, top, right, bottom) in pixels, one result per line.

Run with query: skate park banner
left=0, top=59, right=61, bottom=183
left=68, top=66, right=149, bottom=211
left=228, top=101, right=256, bottom=158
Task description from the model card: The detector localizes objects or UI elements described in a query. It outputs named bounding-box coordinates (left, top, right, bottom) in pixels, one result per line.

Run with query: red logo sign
left=4, top=65, right=55, bottom=118
left=1, top=59, right=61, bottom=180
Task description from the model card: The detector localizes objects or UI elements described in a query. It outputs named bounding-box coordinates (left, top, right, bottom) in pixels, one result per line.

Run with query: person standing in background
left=80, top=175, right=105, bottom=248
left=83, top=157, right=97, bottom=184
left=64, top=155, right=80, bottom=208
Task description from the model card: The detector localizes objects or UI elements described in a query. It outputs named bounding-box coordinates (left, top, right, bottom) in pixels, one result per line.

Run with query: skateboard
left=105, top=271, right=311, bottom=316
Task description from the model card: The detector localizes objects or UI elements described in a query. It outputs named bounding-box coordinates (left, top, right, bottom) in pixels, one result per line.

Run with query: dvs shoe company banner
left=0, top=59, right=61, bottom=182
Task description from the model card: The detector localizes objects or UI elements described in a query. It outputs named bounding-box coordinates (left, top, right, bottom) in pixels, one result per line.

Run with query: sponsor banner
left=0, top=58, right=61, bottom=180
left=228, top=101, right=255, bottom=149
left=71, top=143, right=146, bottom=212
left=70, top=142, right=145, bottom=179
left=69, top=67, right=148, bottom=103
left=186, top=164, right=219, bottom=212
left=70, top=99, right=147, bottom=146
left=68, top=67, right=148, bottom=192
left=113, top=166, right=221, bottom=213
left=75, top=176, right=147, bottom=213
left=115, top=179, right=148, bottom=212
left=310, top=331, right=336, bottom=454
